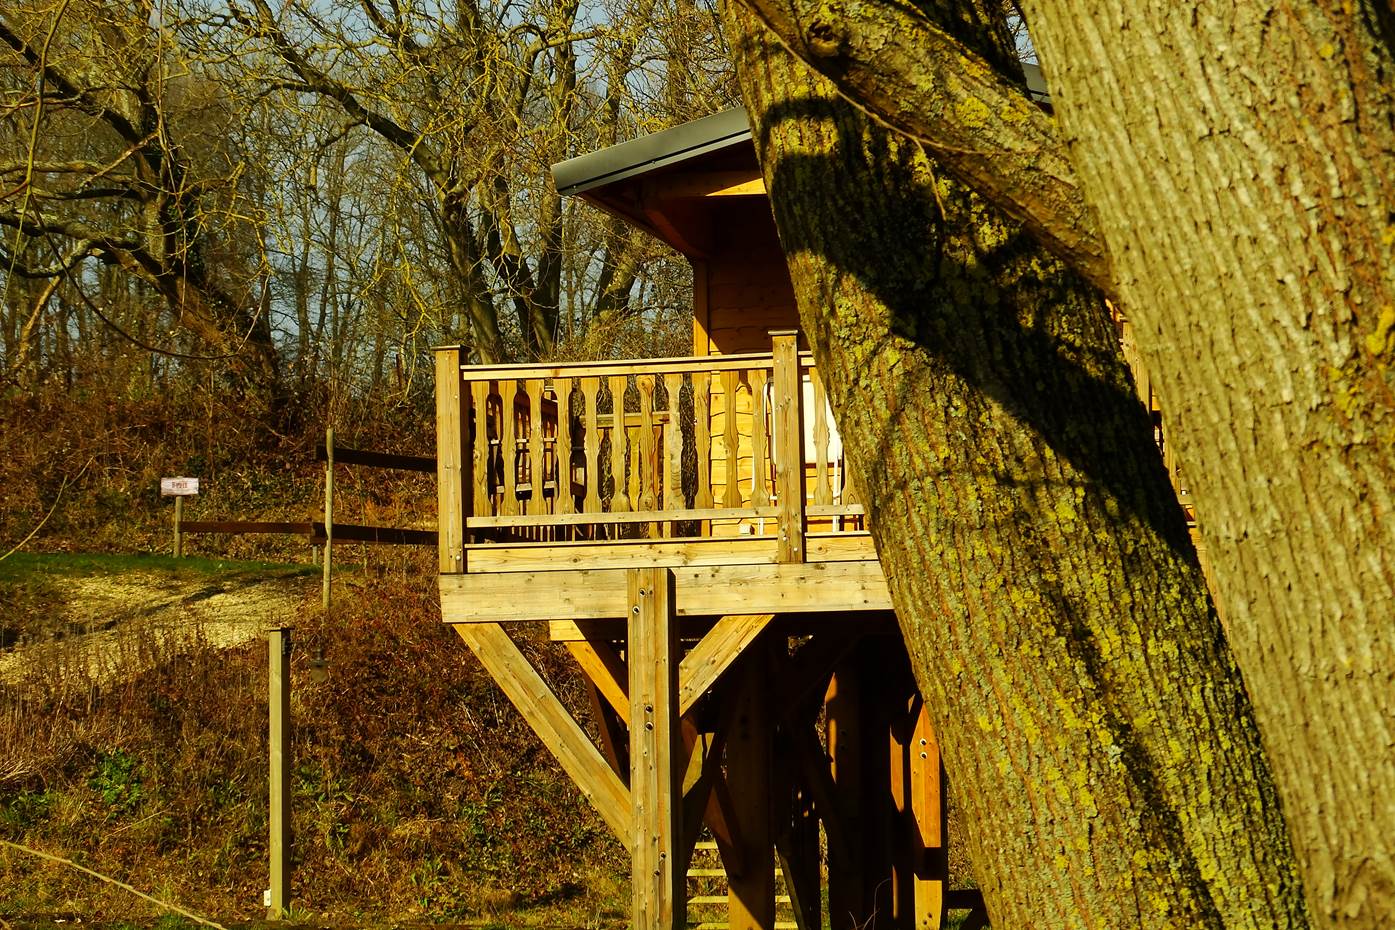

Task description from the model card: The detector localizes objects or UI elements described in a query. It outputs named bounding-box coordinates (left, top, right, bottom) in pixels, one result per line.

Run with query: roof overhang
left=550, top=64, right=1049, bottom=256
left=552, top=108, right=752, bottom=197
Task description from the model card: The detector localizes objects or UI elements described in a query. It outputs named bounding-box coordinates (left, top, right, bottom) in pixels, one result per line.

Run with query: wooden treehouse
left=434, top=101, right=1188, bottom=930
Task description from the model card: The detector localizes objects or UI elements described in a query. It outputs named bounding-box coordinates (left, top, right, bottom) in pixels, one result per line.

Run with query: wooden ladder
left=686, top=839, right=798, bottom=930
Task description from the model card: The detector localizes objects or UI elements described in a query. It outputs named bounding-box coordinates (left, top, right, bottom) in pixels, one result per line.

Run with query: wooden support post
left=889, top=686, right=913, bottom=927
left=881, top=643, right=941, bottom=930
left=628, top=568, right=683, bottom=930
left=267, top=627, right=292, bottom=919
left=861, top=642, right=897, bottom=925
left=173, top=495, right=184, bottom=559
left=322, top=427, right=334, bottom=613
left=775, top=744, right=823, bottom=930
left=610, top=376, right=631, bottom=514
left=727, top=644, right=775, bottom=930
left=910, top=697, right=948, bottom=930
left=435, top=348, right=467, bottom=573
left=770, top=330, right=805, bottom=563
left=826, top=661, right=866, bottom=930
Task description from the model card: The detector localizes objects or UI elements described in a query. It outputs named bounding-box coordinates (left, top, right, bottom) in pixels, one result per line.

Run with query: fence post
left=267, top=627, right=292, bottom=919
left=322, top=427, right=333, bottom=613
left=173, top=496, right=184, bottom=559
left=770, top=330, right=806, bottom=563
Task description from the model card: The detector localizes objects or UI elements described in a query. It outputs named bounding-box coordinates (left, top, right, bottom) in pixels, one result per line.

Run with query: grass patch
left=0, top=550, right=317, bottom=650
left=0, top=551, right=317, bottom=584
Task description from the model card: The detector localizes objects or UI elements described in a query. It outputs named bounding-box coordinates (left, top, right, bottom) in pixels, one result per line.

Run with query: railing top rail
left=458, top=351, right=778, bottom=382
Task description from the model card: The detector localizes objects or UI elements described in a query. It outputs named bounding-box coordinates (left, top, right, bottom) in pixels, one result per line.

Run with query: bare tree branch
left=729, top=0, right=1114, bottom=296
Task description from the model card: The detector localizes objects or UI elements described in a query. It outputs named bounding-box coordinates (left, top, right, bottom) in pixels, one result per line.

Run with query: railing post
left=770, top=330, right=806, bottom=563
left=436, top=347, right=467, bottom=573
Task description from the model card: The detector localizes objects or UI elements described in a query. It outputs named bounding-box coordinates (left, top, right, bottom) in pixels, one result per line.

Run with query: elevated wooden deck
left=432, top=333, right=982, bottom=930
left=430, top=322, right=1195, bottom=930
left=435, top=331, right=892, bottom=624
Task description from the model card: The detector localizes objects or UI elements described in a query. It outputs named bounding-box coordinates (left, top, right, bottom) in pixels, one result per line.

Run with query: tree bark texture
left=1016, top=5, right=1395, bottom=926
left=724, top=6, right=1310, bottom=929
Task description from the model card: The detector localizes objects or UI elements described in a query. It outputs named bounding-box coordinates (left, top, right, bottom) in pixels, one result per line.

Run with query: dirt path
left=0, top=570, right=312, bottom=684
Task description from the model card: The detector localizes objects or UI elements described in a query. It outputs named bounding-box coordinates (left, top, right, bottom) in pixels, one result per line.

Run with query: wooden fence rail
left=181, top=520, right=315, bottom=536
left=179, top=520, right=437, bottom=547
left=314, top=443, right=436, bottom=473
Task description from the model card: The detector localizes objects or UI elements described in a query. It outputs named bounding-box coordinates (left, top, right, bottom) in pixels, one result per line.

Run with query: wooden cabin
left=434, top=96, right=1185, bottom=930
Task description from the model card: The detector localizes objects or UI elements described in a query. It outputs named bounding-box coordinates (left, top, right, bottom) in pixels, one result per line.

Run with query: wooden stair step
left=688, top=895, right=793, bottom=906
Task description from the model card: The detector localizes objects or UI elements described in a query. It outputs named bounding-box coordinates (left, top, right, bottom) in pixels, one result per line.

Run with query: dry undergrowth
left=0, top=388, right=627, bottom=926
left=0, top=558, right=627, bottom=926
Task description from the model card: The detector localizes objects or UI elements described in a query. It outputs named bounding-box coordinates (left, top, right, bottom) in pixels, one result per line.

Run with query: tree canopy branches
left=729, top=0, right=1113, bottom=295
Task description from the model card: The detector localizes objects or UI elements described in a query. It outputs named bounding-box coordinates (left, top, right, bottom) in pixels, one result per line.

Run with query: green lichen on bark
left=724, top=4, right=1310, bottom=929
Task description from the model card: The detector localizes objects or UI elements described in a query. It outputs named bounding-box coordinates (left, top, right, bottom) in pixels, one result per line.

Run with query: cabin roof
left=552, top=108, right=752, bottom=196
left=550, top=64, right=1048, bottom=258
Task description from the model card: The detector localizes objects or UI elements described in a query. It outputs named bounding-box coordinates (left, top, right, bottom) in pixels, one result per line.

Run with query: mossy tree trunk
left=1016, top=8, right=1395, bottom=927
left=722, top=2, right=1395, bottom=922
left=723, top=6, right=1310, bottom=929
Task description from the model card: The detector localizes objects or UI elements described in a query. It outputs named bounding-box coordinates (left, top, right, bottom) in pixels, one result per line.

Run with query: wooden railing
left=434, top=331, right=862, bottom=572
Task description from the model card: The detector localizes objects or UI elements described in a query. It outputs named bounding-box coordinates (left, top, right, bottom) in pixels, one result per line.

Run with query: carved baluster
left=489, top=386, right=503, bottom=515
left=528, top=380, right=546, bottom=519
left=500, top=381, right=519, bottom=517
left=638, top=374, right=658, bottom=534
left=721, top=370, right=743, bottom=509
left=609, top=375, right=631, bottom=513
left=811, top=368, right=832, bottom=506
left=749, top=368, right=771, bottom=509
left=663, top=373, right=685, bottom=522
left=581, top=378, right=601, bottom=516
left=470, top=381, right=491, bottom=517
left=555, top=378, right=574, bottom=516
left=694, top=371, right=713, bottom=511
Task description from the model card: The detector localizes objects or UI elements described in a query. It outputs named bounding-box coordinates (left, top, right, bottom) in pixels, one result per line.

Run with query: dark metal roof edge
left=551, top=108, right=752, bottom=196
